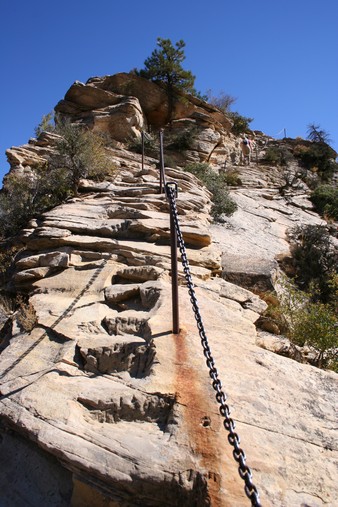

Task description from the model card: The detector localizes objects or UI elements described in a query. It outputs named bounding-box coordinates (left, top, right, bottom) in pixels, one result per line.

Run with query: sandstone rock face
left=1, top=76, right=337, bottom=507
left=52, top=72, right=235, bottom=165
left=85, top=73, right=232, bottom=130
left=5, top=131, right=60, bottom=175
left=1, top=154, right=337, bottom=507
left=211, top=161, right=326, bottom=293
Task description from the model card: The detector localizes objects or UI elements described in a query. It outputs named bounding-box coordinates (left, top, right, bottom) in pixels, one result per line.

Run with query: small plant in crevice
left=221, top=169, right=242, bottom=186
left=15, top=295, right=37, bottom=333
left=256, top=291, right=289, bottom=335
left=184, top=163, right=237, bottom=220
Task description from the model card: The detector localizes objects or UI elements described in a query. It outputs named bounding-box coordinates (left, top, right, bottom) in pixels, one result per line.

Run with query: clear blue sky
left=1, top=0, right=337, bottom=186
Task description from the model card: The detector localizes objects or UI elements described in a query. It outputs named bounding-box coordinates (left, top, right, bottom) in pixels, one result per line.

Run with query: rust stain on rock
left=173, top=328, right=247, bottom=507
left=173, top=328, right=223, bottom=506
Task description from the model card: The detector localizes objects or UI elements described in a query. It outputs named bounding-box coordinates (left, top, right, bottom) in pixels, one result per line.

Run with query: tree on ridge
left=139, top=37, right=196, bottom=123
left=307, top=123, right=331, bottom=144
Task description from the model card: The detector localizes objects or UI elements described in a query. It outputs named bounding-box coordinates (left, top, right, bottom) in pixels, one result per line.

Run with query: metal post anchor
left=166, top=182, right=179, bottom=334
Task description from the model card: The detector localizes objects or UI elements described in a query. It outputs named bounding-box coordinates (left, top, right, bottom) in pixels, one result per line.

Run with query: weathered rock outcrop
left=53, top=72, right=235, bottom=165
left=4, top=131, right=60, bottom=180
left=1, top=74, right=337, bottom=507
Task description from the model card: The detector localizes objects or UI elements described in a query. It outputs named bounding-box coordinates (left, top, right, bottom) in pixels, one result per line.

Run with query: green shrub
left=228, top=112, right=253, bottom=135
left=222, top=170, right=242, bottom=186
left=0, top=123, right=115, bottom=238
left=166, top=127, right=197, bottom=151
left=0, top=245, right=21, bottom=285
left=0, top=164, right=72, bottom=237
left=288, top=224, right=337, bottom=304
left=310, top=185, right=338, bottom=221
left=184, top=162, right=209, bottom=179
left=53, top=121, right=115, bottom=195
left=278, top=277, right=338, bottom=371
left=293, top=142, right=337, bottom=181
left=263, top=146, right=294, bottom=166
left=184, top=163, right=237, bottom=220
left=34, top=112, right=55, bottom=137
left=291, top=301, right=337, bottom=369
left=262, top=147, right=280, bottom=166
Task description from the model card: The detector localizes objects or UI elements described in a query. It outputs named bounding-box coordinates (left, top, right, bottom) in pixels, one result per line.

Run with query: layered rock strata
left=0, top=156, right=337, bottom=506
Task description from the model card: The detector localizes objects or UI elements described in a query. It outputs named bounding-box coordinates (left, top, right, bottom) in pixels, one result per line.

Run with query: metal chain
left=166, top=184, right=262, bottom=507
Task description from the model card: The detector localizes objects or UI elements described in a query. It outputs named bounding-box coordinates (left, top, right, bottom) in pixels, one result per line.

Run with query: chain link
left=166, top=184, right=262, bottom=507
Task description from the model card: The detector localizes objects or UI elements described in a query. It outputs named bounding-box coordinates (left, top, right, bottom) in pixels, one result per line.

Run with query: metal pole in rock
left=166, top=183, right=179, bottom=334
left=170, top=212, right=179, bottom=334
left=141, top=131, right=144, bottom=171
left=159, top=129, right=165, bottom=194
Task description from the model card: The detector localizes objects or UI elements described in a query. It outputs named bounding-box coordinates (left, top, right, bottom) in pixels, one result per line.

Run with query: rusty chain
left=165, top=183, right=262, bottom=507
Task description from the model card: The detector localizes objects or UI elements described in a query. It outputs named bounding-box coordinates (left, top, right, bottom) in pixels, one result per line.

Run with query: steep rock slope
left=0, top=74, right=337, bottom=507
left=0, top=158, right=337, bottom=507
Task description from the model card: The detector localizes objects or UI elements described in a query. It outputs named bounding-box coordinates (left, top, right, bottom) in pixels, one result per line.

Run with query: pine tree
left=139, top=38, right=195, bottom=122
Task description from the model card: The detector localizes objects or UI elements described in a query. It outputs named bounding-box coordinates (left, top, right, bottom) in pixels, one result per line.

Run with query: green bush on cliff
left=184, top=163, right=237, bottom=220
left=288, top=224, right=337, bottom=304
left=278, top=277, right=338, bottom=371
left=128, top=132, right=158, bottom=158
left=310, top=185, right=338, bottom=221
left=228, top=112, right=253, bottom=135
left=263, top=146, right=294, bottom=166
left=293, top=142, right=337, bottom=181
left=0, top=121, right=115, bottom=238
left=0, top=163, right=71, bottom=237
left=166, top=127, right=198, bottom=152
left=52, top=120, right=116, bottom=195
left=34, top=111, right=55, bottom=136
